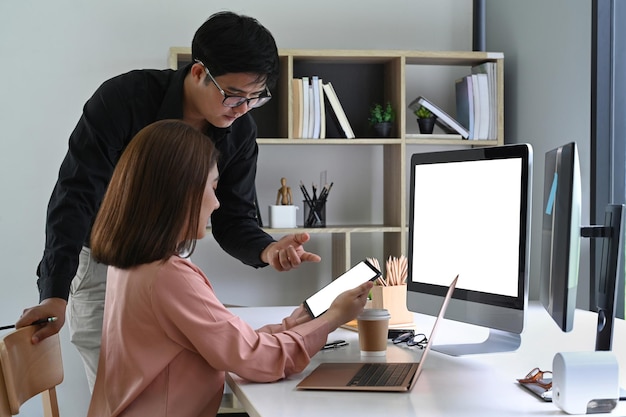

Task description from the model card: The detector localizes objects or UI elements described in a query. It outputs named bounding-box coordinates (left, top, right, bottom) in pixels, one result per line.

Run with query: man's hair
left=91, top=120, right=220, bottom=268
left=191, top=11, right=279, bottom=88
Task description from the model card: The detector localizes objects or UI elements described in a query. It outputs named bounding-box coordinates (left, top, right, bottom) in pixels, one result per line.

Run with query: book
left=317, top=77, right=326, bottom=139
left=471, top=73, right=489, bottom=140
left=307, top=83, right=315, bottom=138
left=472, top=62, right=497, bottom=139
left=341, top=319, right=416, bottom=332
left=408, top=96, right=469, bottom=139
left=292, top=78, right=303, bottom=138
left=469, top=74, right=482, bottom=139
left=311, top=75, right=321, bottom=138
left=455, top=75, right=474, bottom=140
left=301, top=77, right=310, bottom=138
left=322, top=82, right=355, bottom=139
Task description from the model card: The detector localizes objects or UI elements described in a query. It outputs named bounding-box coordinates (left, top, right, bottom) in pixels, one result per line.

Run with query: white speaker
left=552, top=351, right=619, bottom=414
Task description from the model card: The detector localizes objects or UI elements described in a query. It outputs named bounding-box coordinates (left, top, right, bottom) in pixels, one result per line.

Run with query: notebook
left=296, top=274, right=459, bottom=392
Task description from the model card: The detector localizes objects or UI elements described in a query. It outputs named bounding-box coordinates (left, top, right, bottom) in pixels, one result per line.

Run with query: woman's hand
left=321, top=281, right=373, bottom=331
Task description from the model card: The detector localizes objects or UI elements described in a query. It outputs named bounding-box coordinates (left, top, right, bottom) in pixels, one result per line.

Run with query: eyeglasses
left=517, top=367, right=552, bottom=390
left=392, top=332, right=428, bottom=348
left=194, top=59, right=272, bottom=109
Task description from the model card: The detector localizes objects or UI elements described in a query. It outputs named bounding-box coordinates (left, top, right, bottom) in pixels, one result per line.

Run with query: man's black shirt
left=36, top=64, right=273, bottom=301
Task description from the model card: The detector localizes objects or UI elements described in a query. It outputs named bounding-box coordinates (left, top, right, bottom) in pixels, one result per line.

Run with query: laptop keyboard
left=348, top=363, right=413, bottom=387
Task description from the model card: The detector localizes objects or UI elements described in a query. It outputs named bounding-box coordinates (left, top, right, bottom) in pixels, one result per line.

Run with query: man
left=16, top=11, right=320, bottom=391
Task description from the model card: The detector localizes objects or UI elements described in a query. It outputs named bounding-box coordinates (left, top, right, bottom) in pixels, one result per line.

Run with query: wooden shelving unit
left=169, top=47, right=504, bottom=277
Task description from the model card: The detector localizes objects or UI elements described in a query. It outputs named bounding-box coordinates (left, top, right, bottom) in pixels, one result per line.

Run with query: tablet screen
left=303, top=260, right=381, bottom=318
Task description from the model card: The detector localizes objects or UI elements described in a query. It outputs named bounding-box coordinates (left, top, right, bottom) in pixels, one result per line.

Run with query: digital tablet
left=303, top=259, right=381, bottom=318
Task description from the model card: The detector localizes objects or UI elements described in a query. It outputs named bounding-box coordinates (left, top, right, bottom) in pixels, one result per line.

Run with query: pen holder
left=303, top=200, right=326, bottom=228
left=371, top=285, right=414, bottom=326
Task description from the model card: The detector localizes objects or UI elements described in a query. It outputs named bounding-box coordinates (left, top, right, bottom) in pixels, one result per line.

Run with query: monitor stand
left=586, top=204, right=626, bottom=401
left=433, top=328, right=521, bottom=356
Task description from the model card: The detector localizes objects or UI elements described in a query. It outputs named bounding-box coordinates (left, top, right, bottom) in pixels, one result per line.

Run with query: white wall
left=0, top=1, right=472, bottom=416
left=486, top=0, right=592, bottom=305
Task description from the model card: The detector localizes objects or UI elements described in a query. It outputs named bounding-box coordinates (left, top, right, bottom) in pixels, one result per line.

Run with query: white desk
left=227, top=303, right=626, bottom=417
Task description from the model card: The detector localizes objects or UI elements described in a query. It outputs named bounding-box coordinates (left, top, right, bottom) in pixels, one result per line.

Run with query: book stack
left=455, top=62, right=497, bottom=140
left=292, top=77, right=355, bottom=139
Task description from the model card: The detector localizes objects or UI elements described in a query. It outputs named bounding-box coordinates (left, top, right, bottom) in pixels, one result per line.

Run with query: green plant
left=368, top=102, right=395, bottom=125
left=414, top=105, right=433, bottom=119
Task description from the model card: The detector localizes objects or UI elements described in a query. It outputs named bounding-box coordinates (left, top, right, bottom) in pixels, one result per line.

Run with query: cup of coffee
left=357, top=308, right=390, bottom=356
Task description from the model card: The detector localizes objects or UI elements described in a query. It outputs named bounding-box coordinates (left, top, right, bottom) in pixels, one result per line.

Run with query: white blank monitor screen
left=411, top=157, right=521, bottom=296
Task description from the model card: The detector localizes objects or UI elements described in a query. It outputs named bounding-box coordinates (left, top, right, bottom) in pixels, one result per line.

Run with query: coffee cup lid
left=357, top=308, right=391, bottom=321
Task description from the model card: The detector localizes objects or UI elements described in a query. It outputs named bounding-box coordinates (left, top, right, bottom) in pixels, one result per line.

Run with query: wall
left=486, top=0, right=592, bottom=306
left=0, top=1, right=472, bottom=416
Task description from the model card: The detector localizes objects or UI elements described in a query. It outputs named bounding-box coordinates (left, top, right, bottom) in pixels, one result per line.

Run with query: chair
left=0, top=326, right=63, bottom=417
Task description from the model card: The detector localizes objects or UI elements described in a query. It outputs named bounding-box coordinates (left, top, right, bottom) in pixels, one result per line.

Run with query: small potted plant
left=368, top=102, right=395, bottom=137
left=415, top=106, right=436, bottom=134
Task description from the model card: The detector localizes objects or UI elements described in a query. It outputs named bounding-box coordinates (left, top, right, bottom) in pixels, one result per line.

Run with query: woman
left=87, top=120, right=371, bottom=417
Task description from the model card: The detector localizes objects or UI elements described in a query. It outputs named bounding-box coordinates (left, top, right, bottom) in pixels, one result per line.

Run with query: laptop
left=296, top=274, right=459, bottom=392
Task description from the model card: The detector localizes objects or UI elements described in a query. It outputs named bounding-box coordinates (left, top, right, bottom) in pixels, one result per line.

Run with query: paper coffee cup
left=357, top=308, right=390, bottom=356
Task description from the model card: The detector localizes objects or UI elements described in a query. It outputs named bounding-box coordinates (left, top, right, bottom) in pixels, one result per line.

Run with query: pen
left=300, top=181, right=322, bottom=225
left=0, top=316, right=58, bottom=331
left=299, top=180, right=314, bottom=204
left=307, top=182, right=333, bottom=226
left=322, top=340, right=348, bottom=350
left=316, top=182, right=333, bottom=206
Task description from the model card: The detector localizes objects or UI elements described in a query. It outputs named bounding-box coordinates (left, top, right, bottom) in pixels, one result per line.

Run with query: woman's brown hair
left=91, top=120, right=219, bottom=268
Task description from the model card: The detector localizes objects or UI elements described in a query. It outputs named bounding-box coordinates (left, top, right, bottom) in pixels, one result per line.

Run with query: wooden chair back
left=0, top=326, right=63, bottom=417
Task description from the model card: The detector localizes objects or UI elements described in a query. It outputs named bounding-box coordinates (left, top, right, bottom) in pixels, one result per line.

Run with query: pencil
left=307, top=182, right=333, bottom=226
left=0, top=316, right=58, bottom=331
left=300, top=181, right=321, bottom=224
left=367, top=257, right=386, bottom=286
left=301, top=181, right=322, bottom=226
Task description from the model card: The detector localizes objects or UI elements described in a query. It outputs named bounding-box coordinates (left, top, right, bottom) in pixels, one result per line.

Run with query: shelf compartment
left=170, top=47, right=505, bottom=282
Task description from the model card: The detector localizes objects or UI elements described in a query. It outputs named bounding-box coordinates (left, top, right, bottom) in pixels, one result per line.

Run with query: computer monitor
left=406, top=144, right=532, bottom=356
left=539, top=141, right=626, bottom=351
left=539, top=141, right=625, bottom=400
left=539, top=142, right=581, bottom=333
